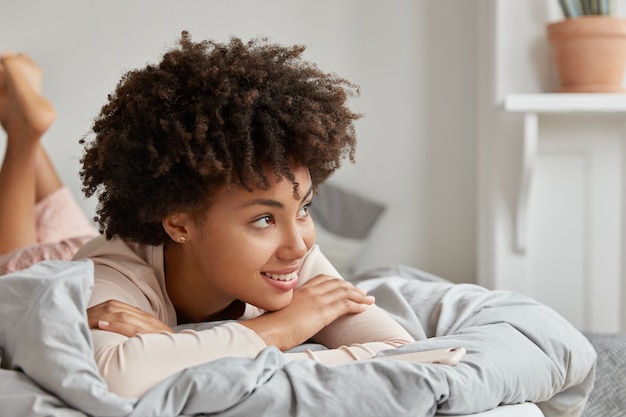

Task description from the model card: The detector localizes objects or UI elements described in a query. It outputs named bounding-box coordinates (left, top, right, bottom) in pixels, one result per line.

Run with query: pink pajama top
left=73, top=236, right=416, bottom=399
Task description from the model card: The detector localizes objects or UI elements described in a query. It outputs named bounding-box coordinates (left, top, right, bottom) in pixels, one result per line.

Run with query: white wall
left=477, top=0, right=626, bottom=332
left=0, top=0, right=478, bottom=283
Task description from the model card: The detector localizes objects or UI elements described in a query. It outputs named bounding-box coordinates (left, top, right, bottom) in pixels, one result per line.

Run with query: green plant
left=559, top=0, right=612, bottom=17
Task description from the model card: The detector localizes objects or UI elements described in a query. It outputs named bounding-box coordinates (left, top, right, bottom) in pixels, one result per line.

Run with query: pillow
left=310, top=182, right=385, bottom=278
left=0, top=259, right=135, bottom=415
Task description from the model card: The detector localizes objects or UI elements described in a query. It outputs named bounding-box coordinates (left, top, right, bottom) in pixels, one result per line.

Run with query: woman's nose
left=277, top=223, right=311, bottom=260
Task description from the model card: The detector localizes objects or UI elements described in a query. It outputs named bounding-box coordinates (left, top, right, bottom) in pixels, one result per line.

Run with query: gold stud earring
left=177, top=236, right=188, bottom=243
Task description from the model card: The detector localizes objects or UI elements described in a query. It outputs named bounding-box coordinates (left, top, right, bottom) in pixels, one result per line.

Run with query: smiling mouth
left=262, top=271, right=298, bottom=281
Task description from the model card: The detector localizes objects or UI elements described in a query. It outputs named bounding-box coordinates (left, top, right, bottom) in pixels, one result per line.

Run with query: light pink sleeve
left=92, top=324, right=267, bottom=398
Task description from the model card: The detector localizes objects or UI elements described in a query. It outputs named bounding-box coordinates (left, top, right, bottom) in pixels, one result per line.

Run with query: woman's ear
left=162, top=212, right=191, bottom=243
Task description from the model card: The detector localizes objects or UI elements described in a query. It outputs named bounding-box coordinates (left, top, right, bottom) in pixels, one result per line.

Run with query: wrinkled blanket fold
left=0, top=260, right=596, bottom=417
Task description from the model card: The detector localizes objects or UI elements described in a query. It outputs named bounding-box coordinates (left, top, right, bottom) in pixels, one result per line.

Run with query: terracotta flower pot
left=547, top=16, right=626, bottom=92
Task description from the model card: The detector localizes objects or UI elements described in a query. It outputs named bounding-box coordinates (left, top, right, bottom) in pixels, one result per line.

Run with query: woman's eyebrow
left=241, top=185, right=314, bottom=209
left=301, top=186, right=314, bottom=202
left=242, top=198, right=284, bottom=209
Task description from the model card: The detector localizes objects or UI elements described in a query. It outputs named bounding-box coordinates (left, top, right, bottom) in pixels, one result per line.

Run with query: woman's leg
left=34, top=144, right=63, bottom=204
left=0, top=52, right=58, bottom=255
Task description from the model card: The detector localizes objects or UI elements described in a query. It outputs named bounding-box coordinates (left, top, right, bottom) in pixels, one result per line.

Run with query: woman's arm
left=88, top=275, right=269, bottom=399
left=88, top=246, right=416, bottom=397
left=88, top=268, right=381, bottom=398
left=90, top=282, right=414, bottom=398
left=240, top=272, right=415, bottom=364
left=239, top=273, right=378, bottom=351
left=280, top=245, right=416, bottom=364
left=91, top=321, right=267, bottom=398
left=301, top=303, right=416, bottom=364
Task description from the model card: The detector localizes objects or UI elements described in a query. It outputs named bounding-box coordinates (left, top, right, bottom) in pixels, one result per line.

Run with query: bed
left=0, top=183, right=602, bottom=417
left=312, top=183, right=626, bottom=417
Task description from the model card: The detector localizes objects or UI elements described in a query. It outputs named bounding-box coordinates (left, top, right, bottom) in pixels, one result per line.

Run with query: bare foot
left=0, top=52, right=56, bottom=143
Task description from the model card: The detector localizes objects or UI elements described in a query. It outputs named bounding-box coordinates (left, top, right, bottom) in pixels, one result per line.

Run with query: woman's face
left=165, top=163, right=316, bottom=320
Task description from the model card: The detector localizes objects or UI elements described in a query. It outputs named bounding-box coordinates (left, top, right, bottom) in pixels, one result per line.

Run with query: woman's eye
left=251, top=215, right=273, bottom=229
left=298, top=201, right=312, bottom=218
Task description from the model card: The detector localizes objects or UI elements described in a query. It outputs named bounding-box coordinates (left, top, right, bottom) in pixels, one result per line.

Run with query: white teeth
left=264, top=272, right=297, bottom=281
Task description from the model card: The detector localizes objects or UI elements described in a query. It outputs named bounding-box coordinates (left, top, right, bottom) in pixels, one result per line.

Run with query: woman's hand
left=241, top=274, right=375, bottom=351
left=87, top=299, right=174, bottom=337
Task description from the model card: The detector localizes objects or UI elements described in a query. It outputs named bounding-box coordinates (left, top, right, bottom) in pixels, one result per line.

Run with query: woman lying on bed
left=65, top=33, right=451, bottom=399
left=0, top=44, right=423, bottom=400
left=0, top=45, right=595, bottom=417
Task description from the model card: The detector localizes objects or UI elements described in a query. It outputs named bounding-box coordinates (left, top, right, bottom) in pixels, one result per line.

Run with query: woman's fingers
left=87, top=299, right=174, bottom=337
left=297, top=274, right=375, bottom=309
left=290, top=275, right=376, bottom=330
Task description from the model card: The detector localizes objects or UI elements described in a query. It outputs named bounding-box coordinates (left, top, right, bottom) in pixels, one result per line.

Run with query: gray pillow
left=310, top=183, right=385, bottom=278
left=0, top=259, right=134, bottom=415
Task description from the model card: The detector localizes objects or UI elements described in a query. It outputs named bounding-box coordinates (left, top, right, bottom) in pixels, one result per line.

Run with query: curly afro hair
left=80, top=32, right=360, bottom=245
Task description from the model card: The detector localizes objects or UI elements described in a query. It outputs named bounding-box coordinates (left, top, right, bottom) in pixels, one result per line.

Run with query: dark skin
left=88, top=165, right=374, bottom=348
left=88, top=299, right=174, bottom=335
left=89, top=277, right=374, bottom=346
left=0, top=52, right=60, bottom=255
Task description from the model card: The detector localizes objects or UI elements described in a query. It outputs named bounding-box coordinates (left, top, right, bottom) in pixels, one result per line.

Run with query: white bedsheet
left=439, top=403, right=543, bottom=417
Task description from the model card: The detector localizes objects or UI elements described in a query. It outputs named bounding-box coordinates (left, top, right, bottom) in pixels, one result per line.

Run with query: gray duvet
left=0, top=260, right=596, bottom=417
